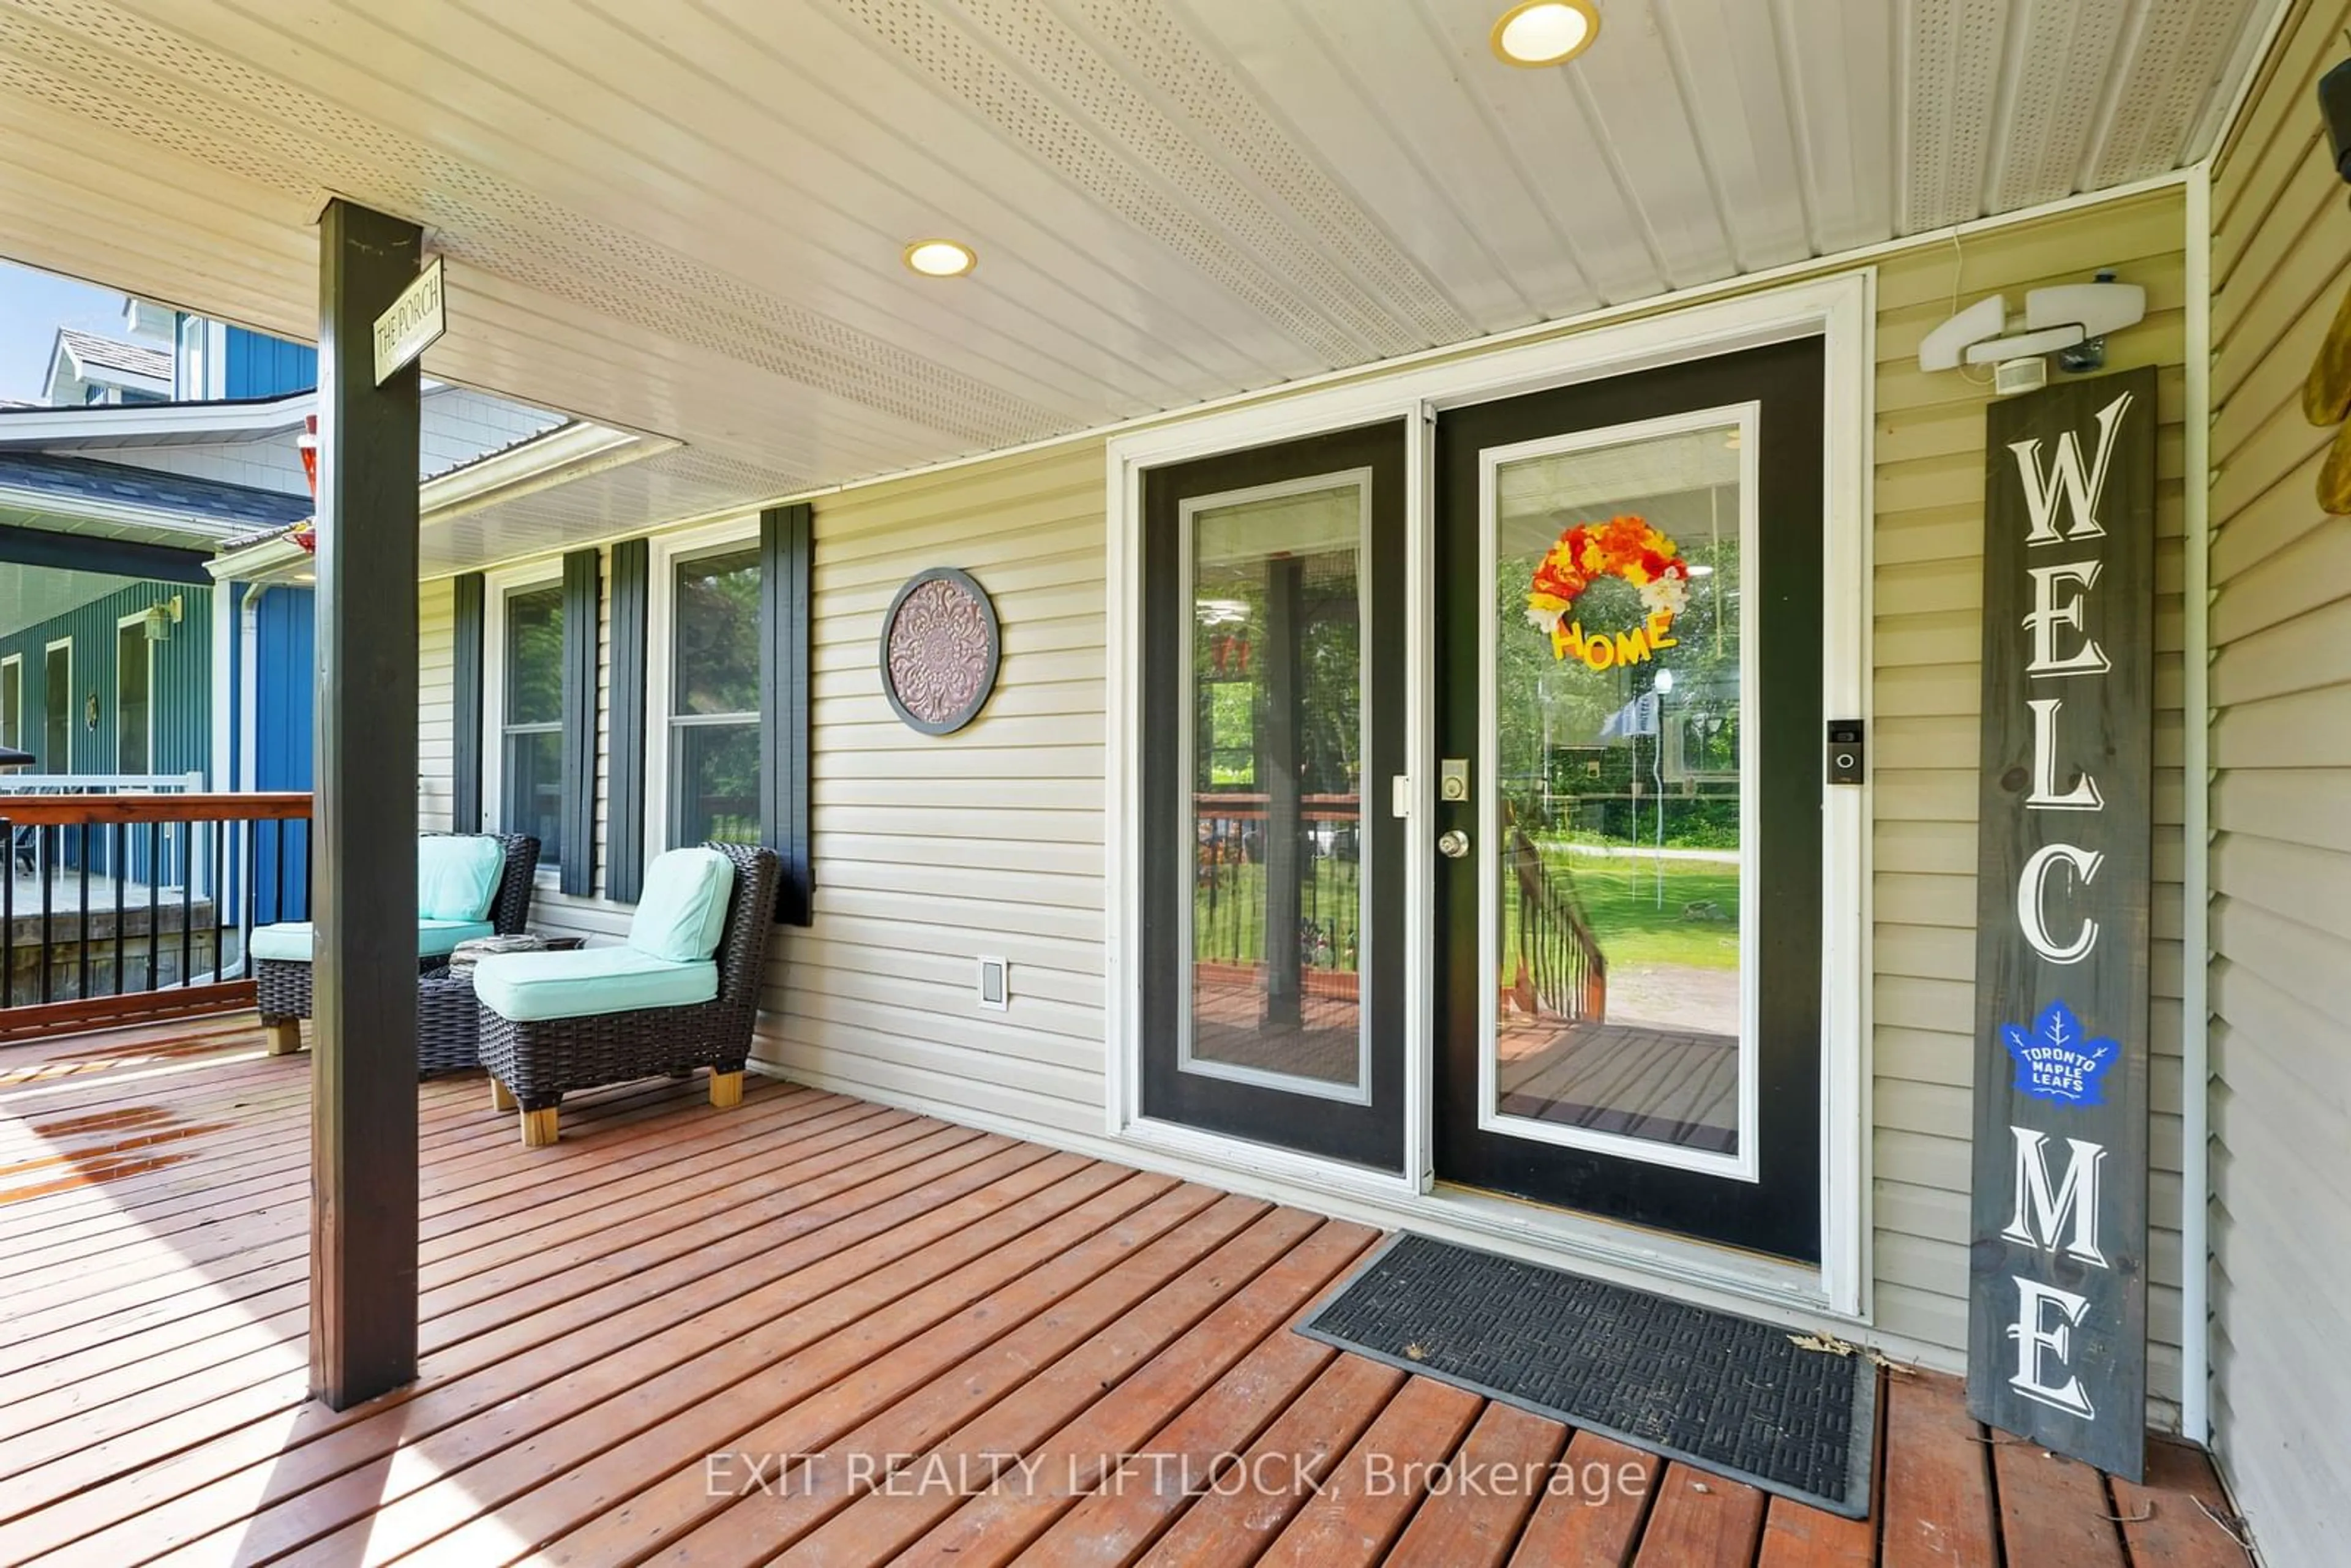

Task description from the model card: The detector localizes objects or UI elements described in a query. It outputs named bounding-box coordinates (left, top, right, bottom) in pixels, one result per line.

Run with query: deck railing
left=0, top=792, right=312, bottom=1040
left=1505, top=820, right=1608, bottom=1025
left=1193, top=792, right=1361, bottom=993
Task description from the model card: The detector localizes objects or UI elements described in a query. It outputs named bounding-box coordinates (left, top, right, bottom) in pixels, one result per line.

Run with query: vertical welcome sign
left=1967, top=366, right=2154, bottom=1482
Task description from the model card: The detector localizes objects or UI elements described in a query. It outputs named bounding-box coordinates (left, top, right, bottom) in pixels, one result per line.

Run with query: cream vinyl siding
left=2205, top=3, right=2351, bottom=1559
left=1867, top=187, right=2191, bottom=1411
left=765, top=445, right=1109, bottom=1138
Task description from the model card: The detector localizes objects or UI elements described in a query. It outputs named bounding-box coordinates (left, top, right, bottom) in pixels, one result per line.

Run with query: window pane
left=504, top=729, right=564, bottom=869
left=504, top=585, right=564, bottom=726
left=117, top=623, right=148, bottom=776
left=2, top=666, right=19, bottom=752
left=672, top=721, right=761, bottom=846
left=673, top=546, right=760, bottom=717
left=1186, top=481, right=1365, bottom=1093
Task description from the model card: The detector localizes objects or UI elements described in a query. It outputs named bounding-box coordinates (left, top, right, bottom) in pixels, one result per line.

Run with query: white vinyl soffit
left=0, top=0, right=2276, bottom=523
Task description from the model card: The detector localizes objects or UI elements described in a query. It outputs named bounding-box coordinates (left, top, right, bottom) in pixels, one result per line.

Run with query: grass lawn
left=1534, top=847, right=1741, bottom=972
left=1184, top=842, right=1739, bottom=974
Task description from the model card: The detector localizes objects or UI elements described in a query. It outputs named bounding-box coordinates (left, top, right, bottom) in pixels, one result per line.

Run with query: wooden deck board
left=625, top=1204, right=1329, bottom=1565
left=0, top=1018, right=2248, bottom=1567
left=1382, top=1402, right=1566, bottom=1568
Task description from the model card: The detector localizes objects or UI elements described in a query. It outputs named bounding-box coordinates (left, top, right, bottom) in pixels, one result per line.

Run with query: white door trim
left=1107, top=270, right=1875, bottom=1321
left=113, top=610, right=157, bottom=777
left=43, top=636, right=72, bottom=773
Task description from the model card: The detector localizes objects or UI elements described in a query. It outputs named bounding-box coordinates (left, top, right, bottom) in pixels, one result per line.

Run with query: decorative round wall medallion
left=879, top=567, right=1000, bottom=735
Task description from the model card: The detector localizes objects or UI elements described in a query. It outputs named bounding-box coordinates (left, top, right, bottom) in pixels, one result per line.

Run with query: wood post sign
left=1966, top=366, right=2155, bottom=1482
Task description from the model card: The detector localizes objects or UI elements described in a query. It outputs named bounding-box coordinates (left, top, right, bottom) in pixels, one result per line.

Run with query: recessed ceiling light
left=1490, top=1, right=1600, bottom=67
left=902, top=238, right=977, bottom=278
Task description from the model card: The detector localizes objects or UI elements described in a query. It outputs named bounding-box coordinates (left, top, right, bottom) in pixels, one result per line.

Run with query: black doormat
left=1297, top=1234, right=1877, bottom=1517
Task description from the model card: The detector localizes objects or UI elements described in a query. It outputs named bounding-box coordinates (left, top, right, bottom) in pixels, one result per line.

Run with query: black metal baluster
left=2, top=816, right=13, bottom=1008
left=147, top=820, right=160, bottom=992
left=180, top=822, right=192, bottom=990
left=243, top=816, right=258, bottom=973
left=213, top=818, right=226, bottom=987
left=272, top=819, right=286, bottom=926
left=301, top=818, right=313, bottom=922
left=76, top=823, right=89, bottom=1002
left=39, top=825, right=53, bottom=1004
left=113, top=822, right=125, bottom=998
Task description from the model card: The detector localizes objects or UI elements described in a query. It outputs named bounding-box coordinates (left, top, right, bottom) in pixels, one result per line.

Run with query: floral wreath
left=1525, top=514, right=1690, bottom=671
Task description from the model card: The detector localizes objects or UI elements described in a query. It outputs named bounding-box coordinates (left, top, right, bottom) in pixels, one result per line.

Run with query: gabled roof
left=54, top=328, right=172, bottom=385
left=0, top=450, right=311, bottom=538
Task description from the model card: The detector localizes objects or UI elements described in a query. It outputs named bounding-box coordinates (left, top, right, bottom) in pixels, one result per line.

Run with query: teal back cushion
left=628, top=847, right=736, bottom=963
left=418, top=835, right=506, bottom=923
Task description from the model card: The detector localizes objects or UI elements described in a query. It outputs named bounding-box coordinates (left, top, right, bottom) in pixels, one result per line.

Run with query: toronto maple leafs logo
left=2001, top=999, right=2120, bottom=1107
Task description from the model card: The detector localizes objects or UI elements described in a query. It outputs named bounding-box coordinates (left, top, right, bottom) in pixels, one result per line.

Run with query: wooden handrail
left=1192, top=793, right=1362, bottom=825
left=0, top=792, right=312, bottom=825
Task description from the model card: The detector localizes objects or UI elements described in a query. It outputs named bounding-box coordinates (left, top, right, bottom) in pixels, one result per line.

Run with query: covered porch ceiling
left=0, top=0, right=2282, bottom=563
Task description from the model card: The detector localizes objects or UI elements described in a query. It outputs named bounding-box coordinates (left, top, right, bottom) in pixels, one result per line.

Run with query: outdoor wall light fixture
left=1917, top=274, right=2145, bottom=396
left=1490, top=1, right=1600, bottom=67
left=902, top=239, right=977, bottom=278
left=141, top=595, right=182, bottom=643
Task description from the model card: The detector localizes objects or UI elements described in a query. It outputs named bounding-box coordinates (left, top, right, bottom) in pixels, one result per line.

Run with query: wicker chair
left=255, top=831, right=540, bottom=1056
left=479, top=842, right=779, bottom=1147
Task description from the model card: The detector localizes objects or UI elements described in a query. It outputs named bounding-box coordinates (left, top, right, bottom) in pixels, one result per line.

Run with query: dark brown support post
left=1260, top=554, right=1303, bottom=1028
left=309, top=198, right=422, bottom=1410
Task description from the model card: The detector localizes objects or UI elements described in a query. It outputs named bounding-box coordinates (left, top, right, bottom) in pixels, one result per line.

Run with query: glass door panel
left=1183, top=476, right=1368, bottom=1098
left=1485, top=410, right=1754, bottom=1171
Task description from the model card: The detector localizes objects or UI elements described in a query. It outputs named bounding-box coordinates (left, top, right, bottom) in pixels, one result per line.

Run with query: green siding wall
left=0, top=582, right=212, bottom=779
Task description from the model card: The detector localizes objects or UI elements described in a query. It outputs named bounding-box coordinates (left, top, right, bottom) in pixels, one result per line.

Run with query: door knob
left=1437, top=829, right=1471, bottom=860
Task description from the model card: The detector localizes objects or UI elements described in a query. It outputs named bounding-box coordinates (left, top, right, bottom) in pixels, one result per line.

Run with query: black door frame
left=1433, top=337, right=1829, bottom=1264
left=1136, top=419, right=1409, bottom=1172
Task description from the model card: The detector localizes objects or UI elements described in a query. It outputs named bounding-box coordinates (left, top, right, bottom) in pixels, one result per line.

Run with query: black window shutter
left=559, top=549, right=599, bottom=896
left=451, top=572, right=484, bottom=833
left=605, top=538, right=649, bottom=904
left=759, top=503, right=813, bottom=925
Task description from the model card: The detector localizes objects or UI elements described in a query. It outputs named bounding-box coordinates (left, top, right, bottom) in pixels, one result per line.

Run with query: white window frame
left=481, top=562, right=566, bottom=883
left=1471, top=403, right=1763, bottom=1181
left=43, top=636, right=73, bottom=773
left=645, top=515, right=762, bottom=892
left=114, top=611, right=157, bottom=778
left=0, top=653, right=21, bottom=755
left=1174, top=467, right=1377, bottom=1107
left=1105, top=271, right=1875, bottom=1322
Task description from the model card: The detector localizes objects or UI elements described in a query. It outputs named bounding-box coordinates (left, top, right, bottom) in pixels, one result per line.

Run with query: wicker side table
left=418, top=967, right=487, bottom=1076
left=418, top=936, right=585, bottom=1076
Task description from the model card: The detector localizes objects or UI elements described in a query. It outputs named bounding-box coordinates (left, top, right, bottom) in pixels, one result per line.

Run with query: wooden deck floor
left=0, top=1016, right=2252, bottom=1567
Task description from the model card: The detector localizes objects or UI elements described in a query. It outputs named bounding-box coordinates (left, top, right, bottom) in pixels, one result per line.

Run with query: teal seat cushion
left=626, top=847, right=736, bottom=963
left=419, top=835, right=507, bottom=923
left=249, top=919, right=495, bottom=964
left=471, top=945, right=718, bottom=1024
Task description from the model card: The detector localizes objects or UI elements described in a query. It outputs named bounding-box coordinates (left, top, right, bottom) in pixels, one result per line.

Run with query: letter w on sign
left=1967, top=367, right=2155, bottom=1482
